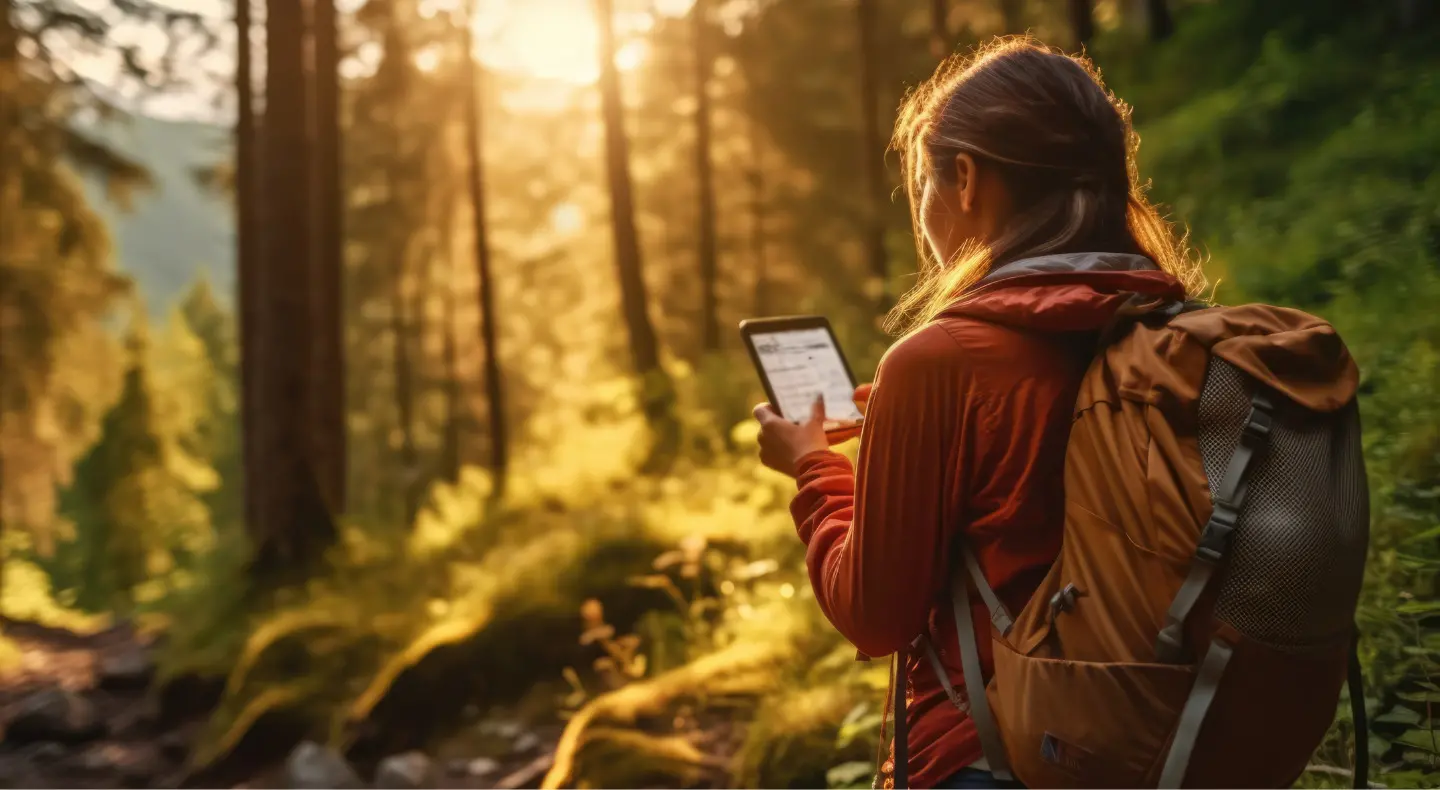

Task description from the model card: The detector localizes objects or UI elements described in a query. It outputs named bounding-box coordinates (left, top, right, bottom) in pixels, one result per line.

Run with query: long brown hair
left=886, top=37, right=1206, bottom=335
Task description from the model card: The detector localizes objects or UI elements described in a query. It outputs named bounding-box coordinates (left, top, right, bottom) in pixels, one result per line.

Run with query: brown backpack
left=898, top=300, right=1370, bottom=789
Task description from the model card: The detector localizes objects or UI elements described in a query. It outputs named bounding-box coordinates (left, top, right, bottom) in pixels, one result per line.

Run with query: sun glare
left=479, top=0, right=651, bottom=85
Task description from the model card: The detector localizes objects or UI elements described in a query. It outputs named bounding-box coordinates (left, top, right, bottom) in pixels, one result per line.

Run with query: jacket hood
left=940, top=252, right=1187, bottom=333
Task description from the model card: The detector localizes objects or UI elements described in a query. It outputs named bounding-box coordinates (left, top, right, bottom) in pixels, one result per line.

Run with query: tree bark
left=310, top=0, right=347, bottom=515
left=0, top=0, right=14, bottom=617
left=396, top=242, right=421, bottom=523
left=1070, top=0, right=1095, bottom=47
left=439, top=246, right=461, bottom=484
left=930, top=0, right=950, bottom=59
left=235, top=0, right=259, bottom=538
left=376, top=12, right=420, bottom=523
left=692, top=0, right=719, bottom=352
left=1146, top=0, right=1174, bottom=41
left=461, top=0, right=508, bottom=496
left=747, top=122, right=768, bottom=319
left=594, top=0, right=676, bottom=451
left=246, top=0, right=339, bottom=570
left=855, top=0, right=888, bottom=311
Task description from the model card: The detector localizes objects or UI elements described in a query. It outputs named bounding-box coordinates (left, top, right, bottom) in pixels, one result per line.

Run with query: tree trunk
left=246, top=0, right=339, bottom=570
left=440, top=247, right=461, bottom=484
left=390, top=247, right=418, bottom=522
left=310, top=0, right=347, bottom=515
left=461, top=0, right=508, bottom=497
left=402, top=245, right=426, bottom=521
left=375, top=14, right=420, bottom=523
left=594, top=0, right=676, bottom=454
left=999, top=0, right=1023, bottom=33
left=855, top=0, right=888, bottom=311
left=692, top=0, right=720, bottom=352
left=0, top=0, right=14, bottom=617
left=747, top=122, right=768, bottom=319
left=930, top=0, right=950, bottom=59
left=1070, top=0, right=1095, bottom=47
left=235, top=0, right=259, bottom=537
left=1146, top=0, right=1174, bottom=41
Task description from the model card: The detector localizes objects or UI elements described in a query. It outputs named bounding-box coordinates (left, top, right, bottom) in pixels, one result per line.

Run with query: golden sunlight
left=480, top=0, right=652, bottom=85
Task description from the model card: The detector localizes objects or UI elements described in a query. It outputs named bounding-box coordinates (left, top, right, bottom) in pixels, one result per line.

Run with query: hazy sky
left=64, top=0, right=703, bottom=123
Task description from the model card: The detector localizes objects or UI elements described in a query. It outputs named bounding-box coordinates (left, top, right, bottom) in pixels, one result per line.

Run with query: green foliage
left=54, top=320, right=215, bottom=613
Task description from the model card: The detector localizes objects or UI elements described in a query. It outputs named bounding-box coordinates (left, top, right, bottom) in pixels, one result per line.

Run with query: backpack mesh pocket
left=1197, top=358, right=1369, bottom=655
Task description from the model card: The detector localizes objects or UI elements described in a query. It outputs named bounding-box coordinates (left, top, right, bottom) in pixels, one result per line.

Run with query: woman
left=753, top=38, right=1206, bottom=789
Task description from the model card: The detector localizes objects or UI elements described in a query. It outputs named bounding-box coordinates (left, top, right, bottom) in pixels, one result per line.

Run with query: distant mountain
left=78, top=114, right=235, bottom=317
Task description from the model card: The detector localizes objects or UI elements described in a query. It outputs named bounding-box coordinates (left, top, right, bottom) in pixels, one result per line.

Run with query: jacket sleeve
left=790, top=326, right=967, bottom=658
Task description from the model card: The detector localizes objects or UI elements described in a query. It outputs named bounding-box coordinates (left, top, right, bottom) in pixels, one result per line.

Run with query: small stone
left=373, top=751, right=434, bottom=789
left=284, top=741, right=362, bottom=789
left=78, top=745, right=117, bottom=772
left=5, top=689, right=103, bottom=744
left=157, top=729, right=191, bottom=761
left=21, top=741, right=67, bottom=763
left=511, top=732, right=541, bottom=755
left=98, top=648, right=155, bottom=691
left=464, top=757, right=499, bottom=777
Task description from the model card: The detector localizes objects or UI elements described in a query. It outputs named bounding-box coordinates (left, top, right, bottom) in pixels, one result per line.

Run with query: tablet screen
left=750, top=327, right=864, bottom=423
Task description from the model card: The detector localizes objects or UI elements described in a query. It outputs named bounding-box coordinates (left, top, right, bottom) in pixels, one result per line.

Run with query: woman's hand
left=753, top=384, right=873, bottom=477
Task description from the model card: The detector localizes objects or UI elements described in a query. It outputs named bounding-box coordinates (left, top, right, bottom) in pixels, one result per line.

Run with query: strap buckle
left=1195, top=504, right=1238, bottom=564
left=1241, top=402, right=1274, bottom=443
left=1047, top=583, right=1085, bottom=624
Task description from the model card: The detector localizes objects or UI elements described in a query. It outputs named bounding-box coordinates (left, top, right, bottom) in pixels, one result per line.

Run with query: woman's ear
left=954, top=152, right=978, bottom=214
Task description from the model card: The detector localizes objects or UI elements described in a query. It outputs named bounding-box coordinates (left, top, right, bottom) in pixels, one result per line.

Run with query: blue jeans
left=935, top=768, right=1026, bottom=789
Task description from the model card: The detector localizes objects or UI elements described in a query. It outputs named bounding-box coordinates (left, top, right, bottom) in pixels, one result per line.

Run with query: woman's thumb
left=811, top=394, right=826, bottom=423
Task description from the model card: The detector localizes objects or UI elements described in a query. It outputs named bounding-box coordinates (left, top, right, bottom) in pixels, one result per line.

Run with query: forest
left=0, top=0, right=1438, bottom=787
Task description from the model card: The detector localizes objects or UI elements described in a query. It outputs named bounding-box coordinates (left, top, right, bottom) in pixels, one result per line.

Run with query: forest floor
left=0, top=617, right=194, bottom=789
left=0, top=617, right=741, bottom=789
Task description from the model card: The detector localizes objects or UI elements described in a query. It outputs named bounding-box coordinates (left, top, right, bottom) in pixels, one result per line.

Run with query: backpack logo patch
left=1041, top=732, right=1093, bottom=773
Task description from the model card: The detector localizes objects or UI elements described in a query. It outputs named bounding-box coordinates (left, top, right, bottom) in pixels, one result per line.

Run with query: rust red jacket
left=790, top=254, right=1186, bottom=788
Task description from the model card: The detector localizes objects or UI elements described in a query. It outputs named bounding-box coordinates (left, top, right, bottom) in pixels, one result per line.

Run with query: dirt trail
left=0, top=618, right=734, bottom=789
left=0, top=617, right=200, bottom=789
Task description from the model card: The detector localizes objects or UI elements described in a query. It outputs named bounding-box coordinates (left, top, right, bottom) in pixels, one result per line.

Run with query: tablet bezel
left=738, top=315, right=861, bottom=424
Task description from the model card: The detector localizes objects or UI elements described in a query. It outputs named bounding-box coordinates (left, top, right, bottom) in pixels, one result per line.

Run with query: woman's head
left=889, top=37, right=1205, bottom=332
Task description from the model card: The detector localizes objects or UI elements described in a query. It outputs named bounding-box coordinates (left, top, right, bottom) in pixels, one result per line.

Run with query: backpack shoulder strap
left=1349, top=628, right=1370, bottom=789
left=1154, top=388, right=1275, bottom=663
left=920, top=543, right=1015, bottom=781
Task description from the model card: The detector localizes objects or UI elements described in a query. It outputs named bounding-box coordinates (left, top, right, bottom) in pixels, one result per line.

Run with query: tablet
left=739, top=316, right=864, bottom=431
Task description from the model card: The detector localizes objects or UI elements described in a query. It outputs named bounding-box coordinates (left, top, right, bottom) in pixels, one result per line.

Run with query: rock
left=98, top=648, right=155, bottom=691
left=372, top=751, right=434, bottom=789
left=5, top=689, right=104, bottom=744
left=478, top=719, right=522, bottom=740
left=460, top=757, right=499, bottom=778
left=75, top=741, right=161, bottom=785
left=112, top=697, right=161, bottom=737
left=157, top=728, right=192, bottom=761
left=512, top=732, right=541, bottom=755
left=284, top=741, right=362, bottom=789
left=20, top=741, right=68, bottom=763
